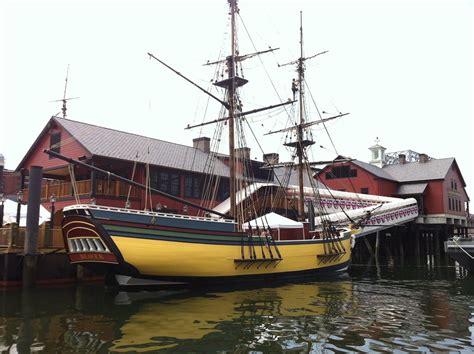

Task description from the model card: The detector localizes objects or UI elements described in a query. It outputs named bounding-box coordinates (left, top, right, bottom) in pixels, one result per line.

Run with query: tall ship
left=47, top=0, right=418, bottom=286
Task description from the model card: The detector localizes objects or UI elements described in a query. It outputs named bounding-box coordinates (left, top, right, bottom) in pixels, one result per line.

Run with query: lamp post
left=49, top=194, right=56, bottom=228
left=0, top=193, right=5, bottom=228
left=16, top=190, right=23, bottom=225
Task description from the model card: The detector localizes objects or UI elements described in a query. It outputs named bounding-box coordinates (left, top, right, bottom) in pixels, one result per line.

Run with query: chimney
left=398, top=154, right=406, bottom=165
left=419, top=153, right=428, bottom=163
left=263, top=153, right=279, bottom=165
left=193, top=137, right=210, bottom=153
left=235, top=147, right=251, bottom=160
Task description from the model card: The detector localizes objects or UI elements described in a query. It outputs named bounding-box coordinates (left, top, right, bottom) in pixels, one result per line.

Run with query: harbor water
left=1, top=261, right=473, bottom=353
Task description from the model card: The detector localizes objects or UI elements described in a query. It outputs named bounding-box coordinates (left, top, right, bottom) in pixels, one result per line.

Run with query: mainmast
left=211, top=0, right=249, bottom=222
left=296, top=12, right=306, bottom=221
left=148, top=0, right=290, bottom=223
left=227, top=0, right=238, bottom=221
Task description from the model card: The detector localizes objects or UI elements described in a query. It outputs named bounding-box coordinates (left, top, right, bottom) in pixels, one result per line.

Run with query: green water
left=1, top=262, right=473, bottom=353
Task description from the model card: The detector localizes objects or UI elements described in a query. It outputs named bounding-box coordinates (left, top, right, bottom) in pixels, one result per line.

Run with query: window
left=361, top=187, right=369, bottom=194
left=327, top=166, right=357, bottom=179
left=49, top=132, right=61, bottom=158
left=455, top=182, right=457, bottom=190
left=217, top=180, right=230, bottom=201
left=151, top=169, right=180, bottom=196
left=448, top=198, right=452, bottom=210
left=184, top=175, right=202, bottom=199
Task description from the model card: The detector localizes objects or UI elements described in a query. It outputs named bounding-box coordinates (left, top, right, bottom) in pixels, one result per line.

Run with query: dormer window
left=49, top=132, right=61, bottom=158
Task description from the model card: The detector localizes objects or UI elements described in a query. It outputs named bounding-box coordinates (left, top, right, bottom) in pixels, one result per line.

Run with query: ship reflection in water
left=1, top=266, right=474, bottom=352
left=110, top=281, right=354, bottom=352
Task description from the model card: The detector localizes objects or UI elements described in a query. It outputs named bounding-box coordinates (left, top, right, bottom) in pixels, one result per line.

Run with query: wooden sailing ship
left=49, top=0, right=356, bottom=286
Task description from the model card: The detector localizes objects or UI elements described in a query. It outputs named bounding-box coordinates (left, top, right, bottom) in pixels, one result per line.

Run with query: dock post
left=415, top=229, right=420, bottom=258
left=397, top=228, right=404, bottom=266
left=434, top=229, right=441, bottom=256
left=375, top=231, right=380, bottom=258
left=363, top=234, right=375, bottom=258
left=22, top=166, right=43, bottom=288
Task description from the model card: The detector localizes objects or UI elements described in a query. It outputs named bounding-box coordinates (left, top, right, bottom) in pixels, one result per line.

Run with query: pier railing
left=0, top=224, right=64, bottom=250
left=21, top=179, right=141, bottom=202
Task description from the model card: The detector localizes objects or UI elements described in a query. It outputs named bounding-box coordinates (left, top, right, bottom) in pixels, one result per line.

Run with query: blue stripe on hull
left=89, top=209, right=236, bottom=232
left=102, top=223, right=351, bottom=246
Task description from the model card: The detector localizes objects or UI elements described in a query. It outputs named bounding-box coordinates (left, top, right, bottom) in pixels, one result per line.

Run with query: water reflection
left=0, top=265, right=474, bottom=353
left=110, top=281, right=354, bottom=352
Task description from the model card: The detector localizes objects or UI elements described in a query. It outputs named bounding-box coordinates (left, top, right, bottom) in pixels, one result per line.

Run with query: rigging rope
left=68, top=164, right=81, bottom=204
left=125, top=160, right=137, bottom=208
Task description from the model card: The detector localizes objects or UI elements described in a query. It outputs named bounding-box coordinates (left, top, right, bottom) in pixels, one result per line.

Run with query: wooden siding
left=443, top=163, right=468, bottom=215
left=21, top=123, right=90, bottom=171
left=318, top=163, right=397, bottom=196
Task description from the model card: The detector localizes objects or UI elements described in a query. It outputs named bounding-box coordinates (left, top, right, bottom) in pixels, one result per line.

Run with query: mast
left=297, top=11, right=305, bottom=221
left=149, top=0, right=290, bottom=223
left=228, top=0, right=237, bottom=221
left=275, top=12, right=338, bottom=221
left=211, top=0, right=249, bottom=223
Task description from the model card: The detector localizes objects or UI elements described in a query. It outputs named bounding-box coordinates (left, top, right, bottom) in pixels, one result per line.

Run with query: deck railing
left=21, top=179, right=141, bottom=202
left=0, top=225, right=64, bottom=249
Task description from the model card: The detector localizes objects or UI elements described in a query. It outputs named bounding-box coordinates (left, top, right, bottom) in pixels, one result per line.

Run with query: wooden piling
left=375, top=231, right=380, bottom=258
left=415, top=229, right=420, bottom=258
left=22, top=166, right=42, bottom=288
left=363, top=235, right=375, bottom=258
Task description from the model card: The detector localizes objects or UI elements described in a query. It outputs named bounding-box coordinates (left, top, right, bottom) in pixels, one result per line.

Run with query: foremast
left=283, top=12, right=317, bottom=221
left=271, top=12, right=348, bottom=222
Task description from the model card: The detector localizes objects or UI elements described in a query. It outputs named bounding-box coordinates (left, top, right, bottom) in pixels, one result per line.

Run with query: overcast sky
left=0, top=0, right=472, bottom=198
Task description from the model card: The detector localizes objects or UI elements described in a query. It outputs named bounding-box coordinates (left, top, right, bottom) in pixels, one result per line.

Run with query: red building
left=16, top=116, right=272, bottom=217
left=317, top=143, right=470, bottom=227
left=0, top=153, right=21, bottom=200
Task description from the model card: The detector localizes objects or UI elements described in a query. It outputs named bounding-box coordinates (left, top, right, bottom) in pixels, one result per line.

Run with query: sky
left=0, top=0, right=472, bottom=198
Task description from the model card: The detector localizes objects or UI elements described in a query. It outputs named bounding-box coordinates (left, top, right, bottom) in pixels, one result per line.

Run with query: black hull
left=113, top=259, right=351, bottom=288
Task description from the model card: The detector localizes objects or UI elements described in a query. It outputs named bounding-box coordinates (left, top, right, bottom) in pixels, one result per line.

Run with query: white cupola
left=368, top=137, right=386, bottom=168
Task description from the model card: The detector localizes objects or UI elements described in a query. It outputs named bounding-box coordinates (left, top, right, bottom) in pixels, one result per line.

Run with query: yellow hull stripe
left=111, top=235, right=351, bottom=277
